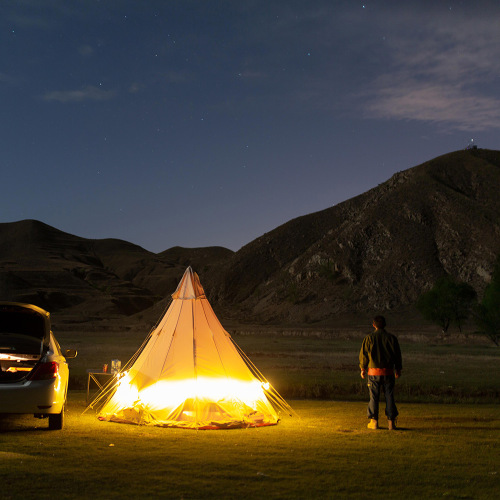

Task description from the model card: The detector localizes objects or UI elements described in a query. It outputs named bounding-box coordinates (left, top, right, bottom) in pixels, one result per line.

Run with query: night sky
left=2, top=1, right=499, bottom=252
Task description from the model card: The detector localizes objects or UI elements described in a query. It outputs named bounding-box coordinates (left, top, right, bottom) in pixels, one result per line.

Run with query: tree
left=474, top=257, right=500, bottom=346
left=416, top=276, right=477, bottom=333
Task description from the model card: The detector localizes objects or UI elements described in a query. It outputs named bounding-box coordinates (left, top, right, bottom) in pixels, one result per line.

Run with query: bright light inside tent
left=112, top=375, right=271, bottom=412
left=111, top=373, right=139, bottom=408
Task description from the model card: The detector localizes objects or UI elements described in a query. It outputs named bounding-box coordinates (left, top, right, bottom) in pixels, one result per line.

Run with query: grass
left=58, top=326, right=500, bottom=403
left=1, top=394, right=499, bottom=499
left=232, top=332, right=500, bottom=403
left=3, top=325, right=499, bottom=498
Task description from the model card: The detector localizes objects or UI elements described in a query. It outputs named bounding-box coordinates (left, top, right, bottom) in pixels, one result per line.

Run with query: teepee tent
left=94, top=267, right=291, bottom=429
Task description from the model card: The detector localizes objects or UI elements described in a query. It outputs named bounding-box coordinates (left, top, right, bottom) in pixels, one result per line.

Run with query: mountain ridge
left=0, top=219, right=233, bottom=318
left=205, top=149, right=500, bottom=324
left=1, top=149, right=499, bottom=326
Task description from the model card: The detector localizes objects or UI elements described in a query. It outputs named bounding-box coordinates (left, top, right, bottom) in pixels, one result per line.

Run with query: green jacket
left=359, top=328, right=402, bottom=373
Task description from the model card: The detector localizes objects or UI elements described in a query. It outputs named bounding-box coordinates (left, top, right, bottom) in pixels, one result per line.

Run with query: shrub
left=474, top=256, right=500, bottom=346
left=417, top=275, right=477, bottom=333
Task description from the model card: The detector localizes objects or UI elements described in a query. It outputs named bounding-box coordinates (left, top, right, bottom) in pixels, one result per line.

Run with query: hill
left=0, top=220, right=233, bottom=321
left=206, top=149, right=500, bottom=324
left=1, top=149, right=499, bottom=328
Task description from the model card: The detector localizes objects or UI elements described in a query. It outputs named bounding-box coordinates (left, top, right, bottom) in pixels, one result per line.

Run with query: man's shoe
left=388, top=419, right=397, bottom=430
left=367, top=419, right=378, bottom=430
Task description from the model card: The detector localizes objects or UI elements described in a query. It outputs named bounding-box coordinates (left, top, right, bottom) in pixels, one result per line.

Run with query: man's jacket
left=359, top=328, right=402, bottom=376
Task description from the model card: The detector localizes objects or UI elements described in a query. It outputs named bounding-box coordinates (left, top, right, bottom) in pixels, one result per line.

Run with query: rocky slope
left=0, top=220, right=232, bottom=319
left=206, top=149, right=500, bottom=324
left=1, top=149, right=499, bottom=327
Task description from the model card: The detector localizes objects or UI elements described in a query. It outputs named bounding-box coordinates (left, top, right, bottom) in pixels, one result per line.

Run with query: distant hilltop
left=0, top=219, right=232, bottom=320
left=1, top=149, right=499, bottom=327
left=206, top=148, right=500, bottom=324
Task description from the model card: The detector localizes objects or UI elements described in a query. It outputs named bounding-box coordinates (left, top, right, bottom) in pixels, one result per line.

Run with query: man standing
left=359, top=316, right=402, bottom=430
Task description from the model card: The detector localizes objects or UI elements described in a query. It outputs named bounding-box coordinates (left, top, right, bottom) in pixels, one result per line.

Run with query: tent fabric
left=98, top=267, right=280, bottom=429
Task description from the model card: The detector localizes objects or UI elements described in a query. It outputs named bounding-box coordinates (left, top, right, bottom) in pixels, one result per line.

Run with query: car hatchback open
left=0, top=302, right=76, bottom=429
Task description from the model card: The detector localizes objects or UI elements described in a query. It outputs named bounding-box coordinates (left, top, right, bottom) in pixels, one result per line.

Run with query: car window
left=0, top=333, right=43, bottom=355
left=0, top=309, right=46, bottom=338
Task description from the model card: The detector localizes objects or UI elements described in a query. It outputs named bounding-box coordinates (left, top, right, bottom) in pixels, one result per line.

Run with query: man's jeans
left=367, top=375, right=398, bottom=421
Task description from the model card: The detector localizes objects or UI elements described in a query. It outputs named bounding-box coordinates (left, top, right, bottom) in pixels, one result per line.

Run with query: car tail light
left=28, top=362, right=59, bottom=380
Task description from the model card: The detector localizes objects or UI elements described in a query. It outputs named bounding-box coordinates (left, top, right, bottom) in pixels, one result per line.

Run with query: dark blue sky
left=2, top=1, right=499, bottom=252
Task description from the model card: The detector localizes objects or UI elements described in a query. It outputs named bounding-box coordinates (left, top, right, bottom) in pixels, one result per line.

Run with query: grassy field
left=2, top=324, right=499, bottom=499
left=57, top=324, right=500, bottom=404
left=234, top=332, right=500, bottom=402
left=1, top=395, right=498, bottom=499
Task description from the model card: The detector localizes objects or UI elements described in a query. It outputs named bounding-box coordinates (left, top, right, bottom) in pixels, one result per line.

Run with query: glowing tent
left=94, top=267, right=290, bottom=429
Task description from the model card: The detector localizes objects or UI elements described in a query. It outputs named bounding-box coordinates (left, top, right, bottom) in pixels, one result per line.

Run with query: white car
left=0, top=302, right=77, bottom=430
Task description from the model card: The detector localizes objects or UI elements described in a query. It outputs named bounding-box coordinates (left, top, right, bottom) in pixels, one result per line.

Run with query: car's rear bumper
left=0, top=378, right=65, bottom=414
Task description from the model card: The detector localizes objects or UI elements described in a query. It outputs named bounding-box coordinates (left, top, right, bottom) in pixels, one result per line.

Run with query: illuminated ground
left=1, top=394, right=498, bottom=499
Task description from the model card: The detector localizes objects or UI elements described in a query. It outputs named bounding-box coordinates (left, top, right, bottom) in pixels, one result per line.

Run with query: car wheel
left=48, top=406, right=64, bottom=430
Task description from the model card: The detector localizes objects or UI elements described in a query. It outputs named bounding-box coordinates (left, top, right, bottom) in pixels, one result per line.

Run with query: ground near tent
left=62, top=325, right=500, bottom=404
left=1, top=393, right=498, bottom=499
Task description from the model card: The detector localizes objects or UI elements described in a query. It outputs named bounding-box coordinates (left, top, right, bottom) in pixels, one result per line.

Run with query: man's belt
left=367, top=367, right=394, bottom=376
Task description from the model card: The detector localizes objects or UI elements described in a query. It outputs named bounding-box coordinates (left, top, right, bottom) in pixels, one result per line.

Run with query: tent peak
left=171, top=266, right=206, bottom=300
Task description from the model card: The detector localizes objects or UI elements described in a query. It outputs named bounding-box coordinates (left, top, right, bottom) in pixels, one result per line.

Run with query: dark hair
left=373, top=315, right=386, bottom=329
